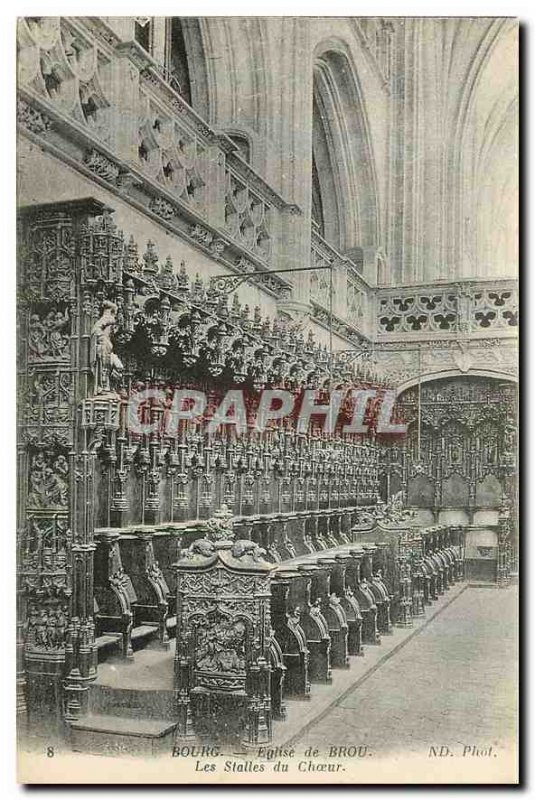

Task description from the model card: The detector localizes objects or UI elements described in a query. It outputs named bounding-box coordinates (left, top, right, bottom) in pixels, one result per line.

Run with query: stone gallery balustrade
left=310, top=228, right=372, bottom=340
left=16, top=17, right=295, bottom=296
left=17, top=16, right=377, bottom=337
left=376, top=280, right=519, bottom=337
left=17, top=17, right=518, bottom=347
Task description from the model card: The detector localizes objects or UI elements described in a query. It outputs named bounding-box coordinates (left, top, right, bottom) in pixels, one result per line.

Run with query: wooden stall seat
left=304, top=554, right=350, bottom=669
left=93, top=531, right=137, bottom=661
left=271, top=569, right=311, bottom=700
left=92, top=511, right=465, bottom=738
left=329, top=552, right=364, bottom=656
left=286, top=565, right=332, bottom=684
left=117, top=530, right=172, bottom=650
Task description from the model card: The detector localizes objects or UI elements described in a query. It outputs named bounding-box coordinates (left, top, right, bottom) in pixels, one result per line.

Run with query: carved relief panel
left=174, top=508, right=273, bottom=747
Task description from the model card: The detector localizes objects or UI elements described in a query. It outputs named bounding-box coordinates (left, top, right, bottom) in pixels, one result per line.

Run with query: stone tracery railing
left=16, top=16, right=293, bottom=299
left=17, top=17, right=518, bottom=355
left=376, top=279, right=518, bottom=339
left=18, top=17, right=114, bottom=145
left=310, top=228, right=372, bottom=343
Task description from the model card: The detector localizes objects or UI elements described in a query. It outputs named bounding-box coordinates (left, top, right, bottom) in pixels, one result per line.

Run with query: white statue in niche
left=390, top=490, right=405, bottom=511
left=90, top=300, right=124, bottom=395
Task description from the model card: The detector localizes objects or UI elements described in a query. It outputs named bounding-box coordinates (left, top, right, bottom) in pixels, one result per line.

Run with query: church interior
left=16, top=16, right=518, bottom=757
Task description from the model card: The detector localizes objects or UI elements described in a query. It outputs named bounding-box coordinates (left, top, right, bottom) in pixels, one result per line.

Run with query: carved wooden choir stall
left=17, top=200, right=513, bottom=750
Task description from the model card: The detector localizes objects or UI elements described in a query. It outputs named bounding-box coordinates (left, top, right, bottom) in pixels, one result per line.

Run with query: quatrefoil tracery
left=18, top=18, right=112, bottom=144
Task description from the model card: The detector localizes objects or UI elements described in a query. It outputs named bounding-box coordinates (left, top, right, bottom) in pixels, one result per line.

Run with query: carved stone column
left=18, top=199, right=112, bottom=730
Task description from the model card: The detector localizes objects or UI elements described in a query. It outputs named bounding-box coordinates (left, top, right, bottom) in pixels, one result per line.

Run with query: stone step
left=90, top=684, right=176, bottom=721
left=95, top=637, right=175, bottom=690
left=96, top=633, right=123, bottom=663
left=70, top=714, right=177, bottom=757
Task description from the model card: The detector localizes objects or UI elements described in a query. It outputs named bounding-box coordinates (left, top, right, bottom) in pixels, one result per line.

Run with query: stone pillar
left=273, top=17, right=313, bottom=301
left=18, top=199, right=114, bottom=730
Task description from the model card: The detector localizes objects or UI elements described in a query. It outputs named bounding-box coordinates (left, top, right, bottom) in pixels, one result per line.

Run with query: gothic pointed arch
left=396, top=369, right=518, bottom=396
left=179, top=18, right=211, bottom=119
left=312, top=43, right=380, bottom=252
left=445, top=19, right=518, bottom=278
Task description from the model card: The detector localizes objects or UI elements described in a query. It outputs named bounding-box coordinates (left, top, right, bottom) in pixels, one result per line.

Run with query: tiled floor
left=271, top=581, right=468, bottom=746
left=294, top=585, right=518, bottom=759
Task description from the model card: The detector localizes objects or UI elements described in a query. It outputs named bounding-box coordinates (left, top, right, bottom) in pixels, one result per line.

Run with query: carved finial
left=176, top=260, right=189, bottom=293
left=179, top=504, right=269, bottom=563
left=143, top=240, right=159, bottom=274
left=253, top=306, right=262, bottom=328
left=231, top=293, right=241, bottom=317
left=206, top=276, right=222, bottom=307
left=191, top=273, right=205, bottom=302
left=163, top=255, right=173, bottom=274
left=155, top=255, right=178, bottom=292
left=261, top=317, right=271, bottom=338
left=217, top=293, right=229, bottom=317
left=125, top=235, right=140, bottom=273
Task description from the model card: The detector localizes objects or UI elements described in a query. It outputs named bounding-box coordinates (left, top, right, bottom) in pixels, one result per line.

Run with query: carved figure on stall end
left=288, top=606, right=302, bottom=626
left=180, top=538, right=216, bottom=560
left=204, top=504, right=234, bottom=543
left=24, top=601, right=68, bottom=651
left=28, top=314, right=47, bottom=358
left=179, top=505, right=268, bottom=564
left=90, top=301, right=124, bottom=396
left=231, top=539, right=267, bottom=563
left=375, top=493, right=416, bottom=525
left=48, top=310, right=70, bottom=357
left=179, top=505, right=235, bottom=561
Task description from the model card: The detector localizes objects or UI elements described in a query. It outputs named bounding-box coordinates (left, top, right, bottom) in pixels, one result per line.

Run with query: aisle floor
left=294, top=585, right=518, bottom=760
